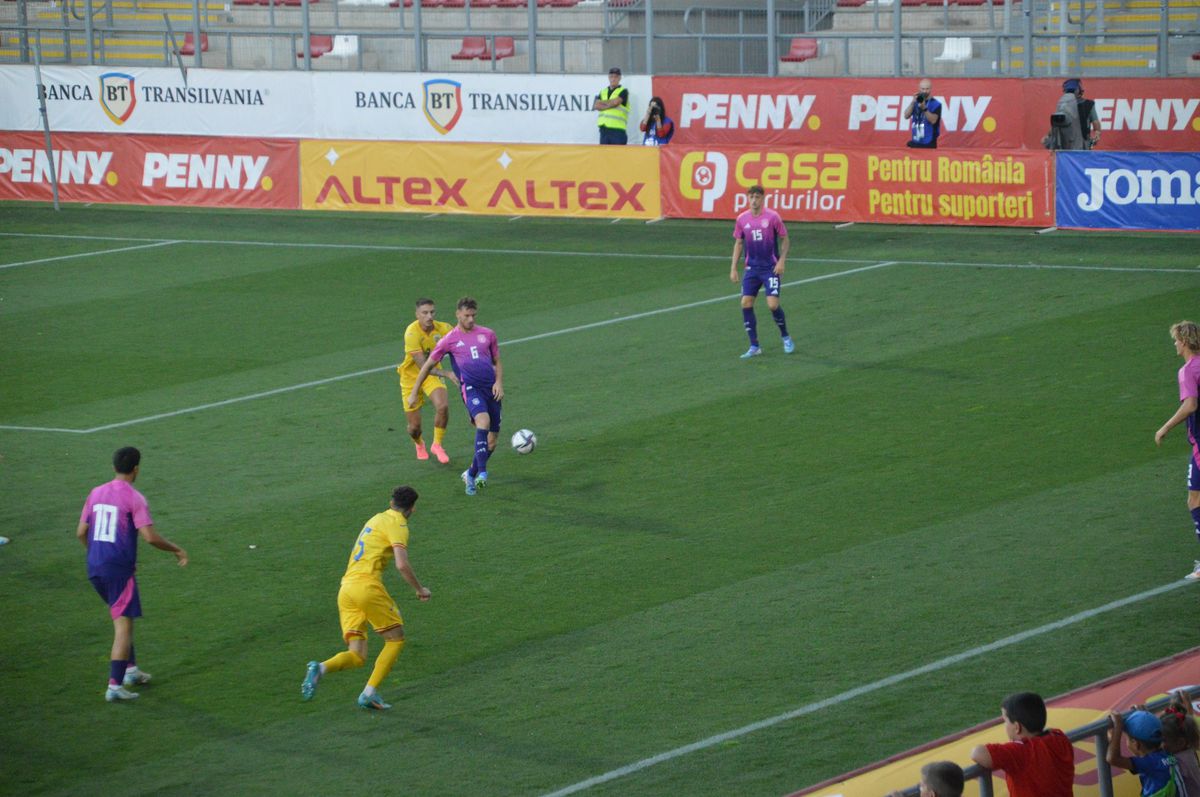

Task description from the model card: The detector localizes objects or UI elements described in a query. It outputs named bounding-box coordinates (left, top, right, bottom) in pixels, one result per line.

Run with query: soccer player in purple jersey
left=1154, top=320, right=1200, bottom=581
left=408, top=297, right=504, bottom=496
left=730, top=184, right=794, bottom=359
left=76, top=447, right=188, bottom=702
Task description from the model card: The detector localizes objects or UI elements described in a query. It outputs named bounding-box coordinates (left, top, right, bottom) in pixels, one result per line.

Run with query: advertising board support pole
left=414, top=0, right=424, bottom=71
left=1157, top=0, right=1167, bottom=76
left=893, top=0, right=902, bottom=76
left=1022, top=0, right=1032, bottom=77
left=766, top=0, right=777, bottom=76
left=644, top=0, right=653, bottom=75
left=32, top=35, right=61, bottom=212
left=192, top=0, right=203, bottom=67
left=527, top=0, right=537, bottom=73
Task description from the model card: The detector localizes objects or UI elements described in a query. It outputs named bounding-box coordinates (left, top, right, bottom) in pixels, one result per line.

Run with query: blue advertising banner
left=1055, top=151, right=1200, bottom=231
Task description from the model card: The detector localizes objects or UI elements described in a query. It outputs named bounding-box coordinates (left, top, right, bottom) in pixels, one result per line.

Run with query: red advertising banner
left=0, top=131, right=298, bottom=208
left=661, top=145, right=1054, bottom=227
left=653, top=77, right=1200, bottom=152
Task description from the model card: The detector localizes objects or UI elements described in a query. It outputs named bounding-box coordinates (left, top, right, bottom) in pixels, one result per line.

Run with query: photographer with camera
left=639, top=96, right=675, bottom=147
left=903, top=78, right=942, bottom=149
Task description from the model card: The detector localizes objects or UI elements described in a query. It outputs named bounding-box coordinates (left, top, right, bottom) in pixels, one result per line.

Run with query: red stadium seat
left=548, top=0, right=579, bottom=6
left=179, top=32, right=208, bottom=55
left=298, top=34, right=332, bottom=58
left=779, top=37, right=818, bottom=61
left=836, top=0, right=867, bottom=6
left=1192, top=50, right=1200, bottom=60
left=493, top=35, right=515, bottom=58
left=451, top=35, right=489, bottom=59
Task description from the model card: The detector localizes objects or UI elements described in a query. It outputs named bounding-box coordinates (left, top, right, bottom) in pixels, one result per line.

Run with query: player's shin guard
left=771, top=307, right=789, bottom=338
left=322, top=650, right=365, bottom=674
left=367, top=640, right=405, bottom=688
left=742, top=308, right=759, bottom=346
left=472, top=429, right=489, bottom=476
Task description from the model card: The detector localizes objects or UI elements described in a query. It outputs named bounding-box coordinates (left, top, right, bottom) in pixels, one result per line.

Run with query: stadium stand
left=179, top=32, right=209, bottom=55
left=779, top=37, right=819, bottom=62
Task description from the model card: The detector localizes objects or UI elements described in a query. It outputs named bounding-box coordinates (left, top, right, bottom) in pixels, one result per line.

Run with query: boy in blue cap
left=1107, top=709, right=1187, bottom=797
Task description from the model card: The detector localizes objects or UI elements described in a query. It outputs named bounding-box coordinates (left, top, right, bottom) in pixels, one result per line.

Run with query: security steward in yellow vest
left=593, top=67, right=630, bottom=145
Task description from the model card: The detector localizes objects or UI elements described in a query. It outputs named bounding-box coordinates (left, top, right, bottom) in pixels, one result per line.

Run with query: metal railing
left=2, top=0, right=1196, bottom=74
left=889, top=687, right=1200, bottom=797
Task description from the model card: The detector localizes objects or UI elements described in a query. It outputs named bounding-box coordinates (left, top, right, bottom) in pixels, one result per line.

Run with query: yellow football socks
left=322, top=650, right=364, bottom=673
left=366, top=640, right=405, bottom=688
left=434, top=427, right=446, bottom=446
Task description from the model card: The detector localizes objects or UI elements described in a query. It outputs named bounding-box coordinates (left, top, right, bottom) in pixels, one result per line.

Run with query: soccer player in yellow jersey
left=399, top=298, right=458, bottom=464
left=300, top=485, right=431, bottom=710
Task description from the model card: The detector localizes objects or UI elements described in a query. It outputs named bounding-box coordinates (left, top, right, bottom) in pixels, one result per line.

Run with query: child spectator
left=1161, top=690, right=1200, bottom=796
left=970, top=691, right=1075, bottom=797
left=888, top=760, right=965, bottom=797
left=1107, top=709, right=1187, bottom=797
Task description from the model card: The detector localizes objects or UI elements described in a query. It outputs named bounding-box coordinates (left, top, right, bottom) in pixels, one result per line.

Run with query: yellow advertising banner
left=300, top=141, right=661, bottom=219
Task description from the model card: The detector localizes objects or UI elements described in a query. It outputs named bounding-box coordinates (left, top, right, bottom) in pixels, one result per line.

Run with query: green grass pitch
left=0, top=204, right=1197, bottom=797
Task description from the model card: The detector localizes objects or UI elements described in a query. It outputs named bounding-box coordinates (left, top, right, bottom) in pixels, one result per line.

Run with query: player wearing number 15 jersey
left=76, top=446, right=188, bottom=703
left=300, top=485, right=430, bottom=710
left=730, top=185, right=793, bottom=359
left=408, top=297, right=503, bottom=496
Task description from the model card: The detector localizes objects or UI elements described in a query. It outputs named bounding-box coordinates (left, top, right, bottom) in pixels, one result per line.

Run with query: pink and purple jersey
left=1179, top=356, right=1200, bottom=464
left=734, top=208, right=787, bottom=272
left=428, top=325, right=499, bottom=388
left=80, top=479, right=152, bottom=577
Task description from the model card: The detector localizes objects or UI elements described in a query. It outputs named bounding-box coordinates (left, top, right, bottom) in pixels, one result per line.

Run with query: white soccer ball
left=511, top=429, right=537, bottom=455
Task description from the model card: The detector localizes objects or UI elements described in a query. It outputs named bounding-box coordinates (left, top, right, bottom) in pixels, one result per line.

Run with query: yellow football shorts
left=337, top=579, right=403, bottom=641
left=400, top=374, right=447, bottom=412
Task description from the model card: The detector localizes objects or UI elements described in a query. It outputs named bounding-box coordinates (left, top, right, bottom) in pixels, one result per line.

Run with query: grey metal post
left=414, top=0, right=424, bottom=71
left=893, top=0, right=902, bottom=76
left=1058, top=0, right=1067, bottom=75
left=17, top=0, right=29, bottom=63
left=767, top=0, right=777, bottom=76
left=528, top=0, right=537, bottom=73
left=84, top=0, right=96, bottom=64
left=644, top=0, right=653, bottom=75
left=1157, top=0, right=1167, bottom=76
left=192, top=0, right=203, bottom=67
left=979, top=773, right=995, bottom=797
left=1096, top=730, right=1115, bottom=797
left=301, top=0, right=311, bottom=69
left=32, top=35, right=61, bottom=212
left=1022, top=0, right=1032, bottom=77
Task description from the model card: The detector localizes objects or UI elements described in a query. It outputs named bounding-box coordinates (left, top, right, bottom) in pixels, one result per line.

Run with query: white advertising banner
left=0, top=66, right=651, bottom=144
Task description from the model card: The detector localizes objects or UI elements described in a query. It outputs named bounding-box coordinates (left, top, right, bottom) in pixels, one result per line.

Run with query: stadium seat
left=836, top=0, right=868, bottom=7
left=953, top=0, right=986, bottom=6
left=298, top=34, right=333, bottom=58
left=472, top=0, right=501, bottom=6
left=179, top=32, right=208, bottom=55
left=1192, top=50, right=1200, bottom=59
left=451, top=35, right=489, bottom=59
left=934, top=36, right=971, bottom=61
left=493, top=35, right=515, bottom=58
left=549, top=0, right=579, bottom=5
left=330, top=34, right=358, bottom=56
left=779, top=37, right=818, bottom=61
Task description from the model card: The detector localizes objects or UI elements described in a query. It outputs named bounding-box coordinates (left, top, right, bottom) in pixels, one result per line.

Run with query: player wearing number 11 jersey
left=730, top=184, right=793, bottom=359
left=77, top=447, right=188, bottom=703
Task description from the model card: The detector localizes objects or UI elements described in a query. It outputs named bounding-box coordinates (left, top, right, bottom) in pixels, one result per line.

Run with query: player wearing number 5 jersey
left=76, top=446, right=188, bottom=703
left=408, top=297, right=503, bottom=496
left=301, top=485, right=430, bottom=710
left=731, top=185, right=794, bottom=359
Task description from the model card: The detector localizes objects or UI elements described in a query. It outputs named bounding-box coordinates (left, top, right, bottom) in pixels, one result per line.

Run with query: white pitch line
left=540, top=578, right=1193, bottom=797
left=0, top=424, right=88, bottom=434
left=3, top=232, right=1198, bottom=275
left=58, top=262, right=897, bottom=434
left=0, top=240, right=179, bottom=270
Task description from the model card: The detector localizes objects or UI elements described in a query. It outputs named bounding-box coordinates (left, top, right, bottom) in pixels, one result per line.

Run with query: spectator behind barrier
left=887, top=760, right=965, bottom=797
left=970, top=691, right=1075, bottom=797
left=1160, top=690, right=1200, bottom=796
left=1107, top=708, right=1188, bottom=797
left=639, top=96, right=674, bottom=146
left=593, top=67, right=629, bottom=146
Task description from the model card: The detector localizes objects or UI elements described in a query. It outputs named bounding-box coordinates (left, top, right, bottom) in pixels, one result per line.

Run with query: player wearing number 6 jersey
left=300, top=485, right=430, bottom=710
left=408, top=297, right=503, bottom=496
left=731, top=185, right=793, bottom=359
left=76, top=447, right=188, bottom=703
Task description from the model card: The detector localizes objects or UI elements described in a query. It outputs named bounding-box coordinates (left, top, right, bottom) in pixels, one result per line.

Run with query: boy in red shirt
left=970, top=691, right=1075, bottom=797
